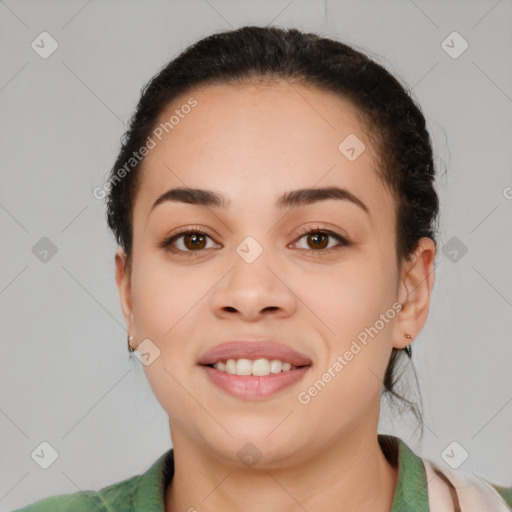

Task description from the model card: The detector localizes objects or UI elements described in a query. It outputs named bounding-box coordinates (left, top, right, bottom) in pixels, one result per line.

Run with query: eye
left=291, top=225, right=351, bottom=255
left=159, top=225, right=351, bottom=257
left=159, top=227, right=220, bottom=256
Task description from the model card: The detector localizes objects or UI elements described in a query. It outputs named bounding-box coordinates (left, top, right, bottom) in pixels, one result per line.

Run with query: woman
left=14, top=25, right=511, bottom=512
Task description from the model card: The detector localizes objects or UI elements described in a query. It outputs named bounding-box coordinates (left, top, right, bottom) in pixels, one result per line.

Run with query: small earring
left=127, top=335, right=135, bottom=353
left=404, top=333, right=412, bottom=358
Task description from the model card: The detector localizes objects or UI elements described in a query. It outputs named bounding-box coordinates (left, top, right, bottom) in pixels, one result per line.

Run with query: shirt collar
left=134, top=435, right=429, bottom=511
left=387, top=435, right=429, bottom=512
left=133, top=448, right=174, bottom=511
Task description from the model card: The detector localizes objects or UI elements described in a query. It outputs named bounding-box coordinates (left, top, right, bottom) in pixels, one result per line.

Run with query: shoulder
left=422, top=458, right=512, bottom=511
left=12, top=448, right=173, bottom=512
left=11, top=474, right=142, bottom=512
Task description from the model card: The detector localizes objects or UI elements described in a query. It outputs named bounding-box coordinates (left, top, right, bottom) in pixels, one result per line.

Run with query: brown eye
left=305, top=232, right=329, bottom=250
left=160, top=229, right=220, bottom=255
left=182, top=232, right=207, bottom=250
left=292, top=227, right=351, bottom=255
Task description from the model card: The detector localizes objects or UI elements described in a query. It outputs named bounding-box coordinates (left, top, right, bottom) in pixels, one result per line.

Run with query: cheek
left=297, top=302, right=395, bottom=429
left=294, top=254, right=396, bottom=343
left=294, top=256, right=396, bottom=402
left=129, top=259, right=210, bottom=428
left=130, top=255, right=210, bottom=341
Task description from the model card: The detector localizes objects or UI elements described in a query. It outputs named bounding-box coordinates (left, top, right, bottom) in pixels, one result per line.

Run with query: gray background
left=1, top=0, right=511, bottom=509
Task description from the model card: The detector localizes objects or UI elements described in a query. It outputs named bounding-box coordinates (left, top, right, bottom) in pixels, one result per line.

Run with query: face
left=115, top=80, right=434, bottom=468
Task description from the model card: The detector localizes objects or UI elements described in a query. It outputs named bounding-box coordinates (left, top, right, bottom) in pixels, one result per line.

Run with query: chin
left=200, top=429, right=306, bottom=470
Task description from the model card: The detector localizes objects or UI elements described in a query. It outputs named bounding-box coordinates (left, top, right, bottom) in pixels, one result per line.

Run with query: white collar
left=423, top=459, right=510, bottom=511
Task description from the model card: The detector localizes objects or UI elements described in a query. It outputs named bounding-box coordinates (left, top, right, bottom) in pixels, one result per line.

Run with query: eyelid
left=294, top=223, right=349, bottom=241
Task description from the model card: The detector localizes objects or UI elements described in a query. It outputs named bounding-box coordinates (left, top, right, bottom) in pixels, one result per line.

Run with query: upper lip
left=198, top=340, right=312, bottom=367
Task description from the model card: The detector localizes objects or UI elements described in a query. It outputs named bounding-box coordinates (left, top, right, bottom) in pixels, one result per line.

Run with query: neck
left=165, top=427, right=398, bottom=512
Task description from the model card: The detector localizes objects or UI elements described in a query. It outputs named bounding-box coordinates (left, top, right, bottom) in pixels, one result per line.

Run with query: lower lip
left=200, top=365, right=310, bottom=400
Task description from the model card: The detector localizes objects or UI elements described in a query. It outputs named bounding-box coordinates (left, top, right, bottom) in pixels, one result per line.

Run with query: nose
left=209, top=244, right=297, bottom=322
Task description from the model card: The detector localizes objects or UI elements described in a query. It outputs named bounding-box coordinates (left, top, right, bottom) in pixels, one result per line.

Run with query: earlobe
left=393, top=238, right=436, bottom=350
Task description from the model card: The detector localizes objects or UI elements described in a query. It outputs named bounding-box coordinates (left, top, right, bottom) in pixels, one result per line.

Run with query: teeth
left=215, top=361, right=226, bottom=372
left=213, top=358, right=297, bottom=376
left=225, top=359, right=236, bottom=374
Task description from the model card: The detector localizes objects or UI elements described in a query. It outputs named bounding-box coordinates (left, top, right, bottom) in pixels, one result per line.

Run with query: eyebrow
left=150, top=186, right=369, bottom=214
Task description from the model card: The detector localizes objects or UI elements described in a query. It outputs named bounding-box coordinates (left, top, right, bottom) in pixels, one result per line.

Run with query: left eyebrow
left=277, top=186, right=369, bottom=214
left=150, top=186, right=369, bottom=215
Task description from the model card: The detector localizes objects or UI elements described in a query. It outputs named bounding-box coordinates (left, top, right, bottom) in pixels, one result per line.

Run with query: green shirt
left=13, top=435, right=512, bottom=511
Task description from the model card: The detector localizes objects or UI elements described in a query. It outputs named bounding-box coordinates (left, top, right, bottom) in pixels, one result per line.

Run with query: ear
left=393, top=237, right=436, bottom=350
left=115, top=247, right=135, bottom=348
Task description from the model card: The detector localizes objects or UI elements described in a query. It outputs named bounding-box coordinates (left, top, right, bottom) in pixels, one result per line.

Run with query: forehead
left=133, top=80, right=394, bottom=226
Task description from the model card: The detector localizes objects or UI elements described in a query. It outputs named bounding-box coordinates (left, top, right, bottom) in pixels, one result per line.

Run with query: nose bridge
left=209, top=229, right=295, bottom=318
left=230, top=231, right=278, bottom=294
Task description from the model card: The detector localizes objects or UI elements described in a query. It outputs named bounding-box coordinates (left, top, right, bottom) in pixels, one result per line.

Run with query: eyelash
left=159, top=225, right=351, bottom=257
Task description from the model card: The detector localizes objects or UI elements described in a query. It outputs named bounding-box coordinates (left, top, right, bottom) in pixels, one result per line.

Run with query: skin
left=115, top=79, right=436, bottom=512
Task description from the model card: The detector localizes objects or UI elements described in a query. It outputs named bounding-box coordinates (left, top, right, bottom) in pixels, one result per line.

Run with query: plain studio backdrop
left=0, top=0, right=511, bottom=510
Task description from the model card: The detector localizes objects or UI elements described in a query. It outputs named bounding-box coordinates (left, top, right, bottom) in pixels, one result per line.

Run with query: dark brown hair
left=105, top=25, right=440, bottom=435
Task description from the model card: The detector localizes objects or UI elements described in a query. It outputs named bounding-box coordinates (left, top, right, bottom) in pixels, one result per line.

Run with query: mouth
left=197, top=339, right=312, bottom=400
